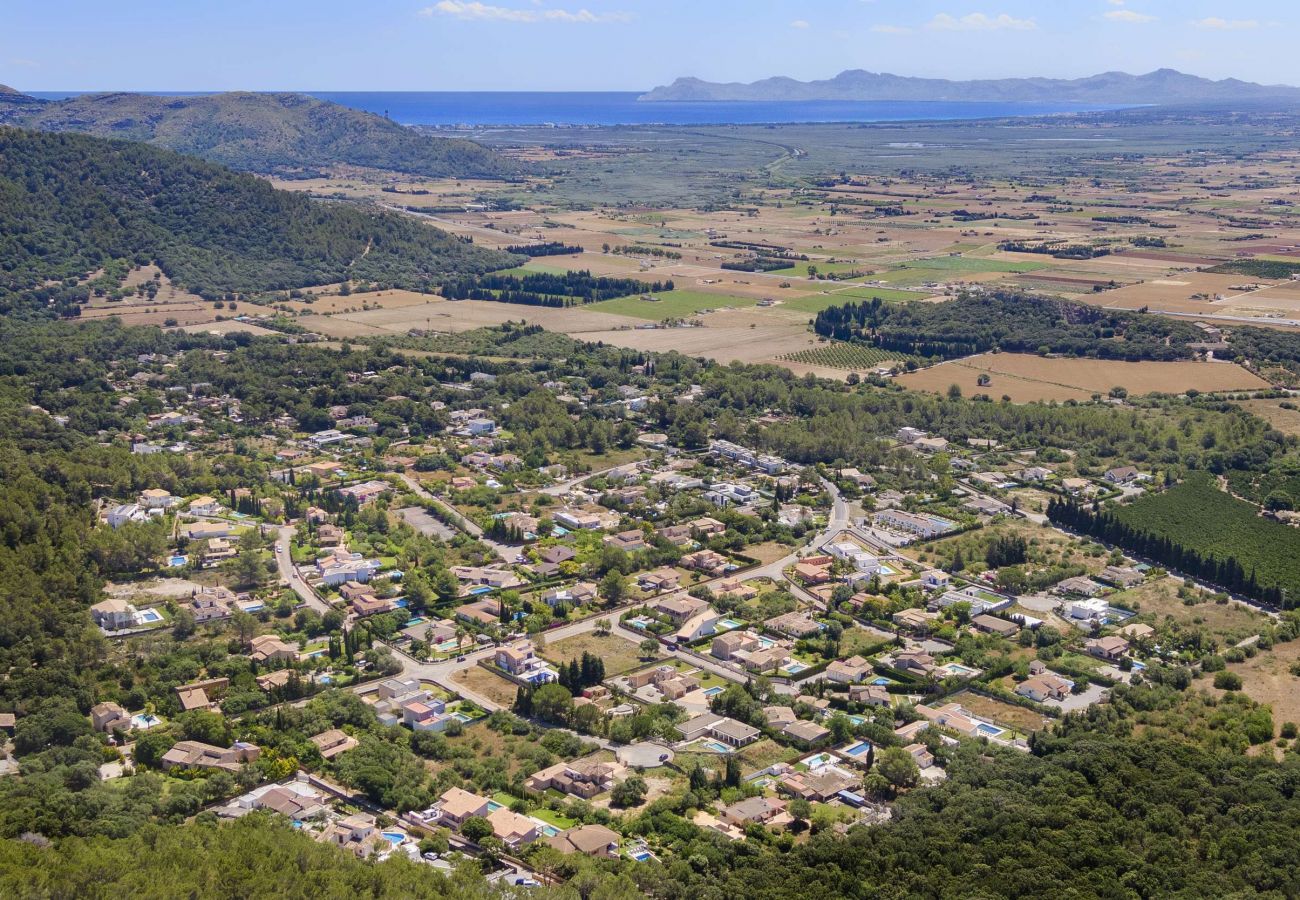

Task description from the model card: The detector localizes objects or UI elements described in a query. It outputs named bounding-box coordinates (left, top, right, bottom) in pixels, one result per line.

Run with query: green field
left=769, top=261, right=871, bottom=277
left=897, top=256, right=1050, bottom=274
left=814, top=286, right=931, bottom=306
left=781, top=343, right=915, bottom=370
left=590, top=289, right=757, bottom=320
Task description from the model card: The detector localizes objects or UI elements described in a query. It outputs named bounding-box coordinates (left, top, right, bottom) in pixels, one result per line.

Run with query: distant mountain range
left=0, top=89, right=521, bottom=179
left=639, top=69, right=1300, bottom=104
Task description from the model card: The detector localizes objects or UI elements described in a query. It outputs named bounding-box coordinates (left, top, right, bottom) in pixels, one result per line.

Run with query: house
left=604, top=529, right=648, bottom=552
left=1100, top=565, right=1145, bottom=589
left=320, top=813, right=379, bottom=858
left=403, top=700, right=452, bottom=732
left=526, top=758, right=626, bottom=799
left=318, top=558, right=379, bottom=587
left=338, top=480, right=390, bottom=505
left=653, top=595, right=706, bottom=624
left=1016, top=674, right=1071, bottom=703
left=455, top=598, right=502, bottom=626
left=435, top=787, right=491, bottom=828
left=675, top=609, right=723, bottom=644
left=249, top=634, right=299, bottom=664
left=255, top=669, right=294, bottom=692
left=719, top=797, right=787, bottom=828
left=638, top=568, right=680, bottom=593
left=741, top=646, right=789, bottom=674
left=542, top=582, right=597, bottom=609
left=160, top=740, right=259, bottom=773
left=174, top=677, right=228, bottom=712
left=1104, top=466, right=1142, bottom=485
left=893, top=650, right=936, bottom=676
left=677, top=713, right=760, bottom=748
left=689, top=517, right=727, bottom=537
left=782, top=719, right=832, bottom=748
left=764, top=611, right=821, bottom=639
left=712, top=631, right=761, bottom=661
left=896, top=427, right=927, bottom=444
left=657, top=524, right=696, bottom=547
left=139, top=488, right=180, bottom=509
left=548, top=824, right=621, bottom=858
left=183, top=520, right=232, bottom=541
left=188, top=496, right=222, bottom=517
left=90, top=597, right=137, bottom=631
left=793, top=561, right=831, bottom=586
left=487, top=807, right=539, bottom=849
left=971, top=614, right=1020, bottom=638
left=495, top=641, right=538, bottom=676
left=1086, top=636, right=1130, bottom=661
left=914, top=437, right=949, bottom=453
left=538, top=545, right=576, bottom=566
left=90, top=701, right=131, bottom=734
left=893, top=607, right=940, bottom=633
left=1120, top=622, right=1156, bottom=641
left=377, top=678, right=422, bottom=701
left=105, top=499, right=145, bottom=528
left=1068, top=597, right=1112, bottom=621
left=849, top=684, right=892, bottom=707
left=874, top=509, right=956, bottom=539
left=310, top=728, right=359, bottom=760
left=0, top=712, right=16, bottom=735
left=763, top=706, right=798, bottom=728
left=246, top=784, right=327, bottom=821
left=777, top=765, right=859, bottom=802
left=681, top=549, right=730, bottom=576
left=904, top=743, right=935, bottom=769
left=715, top=578, right=758, bottom=601
left=656, top=674, right=698, bottom=700
left=826, top=655, right=873, bottom=684
left=1056, top=576, right=1105, bottom=597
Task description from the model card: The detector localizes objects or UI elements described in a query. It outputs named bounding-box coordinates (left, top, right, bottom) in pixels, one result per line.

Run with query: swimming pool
left=317, top=674, right=333, bottom=684
left=381, top=831, right=406, bottom=845
left=843, top=741, right=872, bottom=758
left=717, top=618, right=742, bottom=630
left=136, top=609, right=163, bottom=624
left=700, top=740, right=731, bottom=753
left=802, top=752, right=835, bottom=768
left=130, top=713, right=162, bottom=730
left=534, top=823, right=559, bottom=838
left=453, top=712, right=474, bottom=723
left=405, top=616, right=425, bottom=626
left=394, top=598, right=409, bottom=608
left=782, top=661, right=809, bottom=675
left=847, top=715, right=866, bottom=727
left=702, top=686, right=723, bottom=697
left=468, top=586, right=493, bottom=595
left=945, top=664, right=976, bottom=676
left=871, top=677, right=891, bottom=686
left=630, top=850, right=653, bottom=862
left=168, top=555, right=187, bottom=567
left=976, top=723, right=1004, bottom=738
left=486, top=800, right=503, bottom=812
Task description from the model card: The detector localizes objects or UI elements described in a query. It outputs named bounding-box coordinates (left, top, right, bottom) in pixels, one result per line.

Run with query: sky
left=3, top=0, right=1298, bottom=92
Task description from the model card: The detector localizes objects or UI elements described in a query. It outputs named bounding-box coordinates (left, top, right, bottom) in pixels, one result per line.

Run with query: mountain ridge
left=0, top=89, right=522, bottom=179
left=639, top=68, right=1300, bottom=103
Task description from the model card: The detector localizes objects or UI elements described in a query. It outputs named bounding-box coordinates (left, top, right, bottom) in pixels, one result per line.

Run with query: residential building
left=249, top=634, right=299, bottom=664
left=547, top=824, right=621, bottom=858
left=160, top=740, right=260, bottom=773
left=971, top=614, right=1020, bottom=638
left=782, top=719, right=832, bottom=748
left=487, top=807, right=538, bottom=849
left=825, top=655, right=873, bottom=684
left=1016, top=674, right=1071, bottom=703
left=719, top=797, right=787, bottom=828
left=525, top=758, right=626, bottom=799
left=310, top=728, right=359, bottom=760
left=1086, top=636, right=1130, bottom=661
left=90, top=701, right=131, bottom=734
left=90, top=597, right=137, bottom=631
left=435, top=787, right=491, bottom=829
left=677, top=713, right=760, bottom=748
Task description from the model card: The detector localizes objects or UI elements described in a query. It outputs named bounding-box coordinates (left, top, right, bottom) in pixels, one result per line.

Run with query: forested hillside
left=0, top=128, right=518, bottom=314
left=5, top=91, right=522, bottom=179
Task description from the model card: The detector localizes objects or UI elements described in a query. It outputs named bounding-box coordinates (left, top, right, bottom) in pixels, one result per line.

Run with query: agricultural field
left=589, top=289, right=758, bottom=320
left=897, top=353, right=1268, bottom=403
left=780, top=343, right=914, bottom=371
left=1110, top=474, right=1300, bottom=603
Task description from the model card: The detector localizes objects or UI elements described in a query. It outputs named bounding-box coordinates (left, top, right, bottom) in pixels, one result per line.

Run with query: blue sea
left=28, top=91, right=1126, bottom=128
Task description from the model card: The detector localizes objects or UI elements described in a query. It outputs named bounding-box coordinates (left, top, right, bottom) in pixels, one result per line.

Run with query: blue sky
left=3, top=0, right=1297, bottom=91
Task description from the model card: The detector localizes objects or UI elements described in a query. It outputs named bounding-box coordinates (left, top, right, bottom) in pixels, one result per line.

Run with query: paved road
left=745, top=477, right=851, bottom=582
left=536, top=462, right=640, bottom=498
left=274, top=524, right=334, bottom=616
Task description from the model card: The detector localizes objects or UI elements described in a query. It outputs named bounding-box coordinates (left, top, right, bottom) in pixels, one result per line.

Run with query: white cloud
left=1107, top=0, right=1125, bottom=6
left=1104, top=9, right=1156, bottom=23
left=1191, top=16, right=1259, bottom=30
left=926, top=12, right=1037, bottom=32
left=420, top=1, right=630, bottom=23
left=790, top=19, right=810, bottom=29
left=871, top=23, right=912, bottom=34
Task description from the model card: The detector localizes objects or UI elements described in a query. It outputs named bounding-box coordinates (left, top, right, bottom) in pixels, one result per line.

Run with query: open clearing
left=897, top=352, right=1268, bottom=402
left=953, top=691, right=1052, bottom=734
left=590, top=289, right=759, bottom=320
left=1235, top=399, right=1300, bottom=436
left=450, top=664, right=521, bottom=708
left=538, top=631, right=646, bottom=676
left=1110, top=576, right=1267, bottom=645
left=1222, top=638, right=1300, bottom=729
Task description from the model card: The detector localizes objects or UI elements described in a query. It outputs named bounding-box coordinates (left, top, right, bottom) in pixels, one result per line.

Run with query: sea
left=28, top=91, right=1128, bottom=128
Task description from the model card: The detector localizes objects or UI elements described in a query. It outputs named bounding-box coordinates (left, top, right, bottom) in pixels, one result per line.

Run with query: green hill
left=0, top=127, right=519, bottom=315
left=6, top=91, right=521, bottom=179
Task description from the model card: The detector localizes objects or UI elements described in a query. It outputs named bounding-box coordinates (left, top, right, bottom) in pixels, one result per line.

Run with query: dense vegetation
left=504, top=242, right=583, bottom=257
left=0, top=128, right=516, bottom=313
left=6, top=91, right=522, bottom=179
left=1050, top=473, right=1300, bottom=606
left=1208, top=259, right=1300, bottom=279
left=441, top=271, right=671, bottom=307
left=812, top=292, right=1202, bottom=361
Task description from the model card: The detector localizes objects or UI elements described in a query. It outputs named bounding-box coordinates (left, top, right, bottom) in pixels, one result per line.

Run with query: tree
left=878, top=746, right=920, bottom=790
left=600, top=570, right=629, bottom=605
left=531, top=683, right=573, bottom=724
left=611, top=775, right=647, bottom=808
left=638, top=638, right=660, bottom=659
left=460, top=815, right=493, bottom=843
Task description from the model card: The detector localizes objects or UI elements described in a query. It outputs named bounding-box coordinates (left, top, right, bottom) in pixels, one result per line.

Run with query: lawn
left=590, top=289, right=757, bottom=320
left=529, top=806, right=579, bottom=829
left=839, top=627, right=893, bottom=659
left=539, top=631, right=646, bottom=675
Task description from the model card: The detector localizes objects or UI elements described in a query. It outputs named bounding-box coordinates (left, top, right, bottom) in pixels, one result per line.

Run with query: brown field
left=897, top=352, right=1268, bottom=402
left=450, top=664, right=521, bottom=708
left=1236, top=399, right=1300, bottom=435
left=1110, top=576, right=1267, bottom=645
left=1221, top=639, right=1300, bottom=730
left=953, top=691, right=1052, bottom=734
left=537, top=631, right=645, bottom=676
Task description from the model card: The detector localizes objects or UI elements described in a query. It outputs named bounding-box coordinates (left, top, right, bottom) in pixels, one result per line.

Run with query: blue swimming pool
left=136, top=609, right=163, bottom=624
left=844, top=741, right=872, bottom=758
left=703, top=686, right=723, bottom=697
left=717, top=618, right=742, bottom=630
left=468, top=586, right=493, bottom=595
left=976, top=723, right=1003, bottom=738
left=630, top=850, right=653, bottom=862
left=847, top=715, right=866, bottom=727
left=782, top=661, right=809, bottom=674
left=168, top=555, right=187, bottom=567
left=700, top=740, right=731, bottom=753
left=381, top=831, right=405, bottom=845
left=871, top=677, right=891, bottom=686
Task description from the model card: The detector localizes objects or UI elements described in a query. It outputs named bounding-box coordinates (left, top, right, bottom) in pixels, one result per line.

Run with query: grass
left=735, top=739, right=801, bottom=774
left=539, top=631, right=646, bottom=675
left=449, top=665, right=522, bottom=708
left=899, top=256, right=1049, bottom=274
left=589, top=289, right=757, bottom=320
left=529, top=807, right=579, bottom=829
left=1111, top=576, right=1266, bottom=645
left=953, top=691, right=1050, bottom=734
left=778, top=288, right=928, bottom=314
